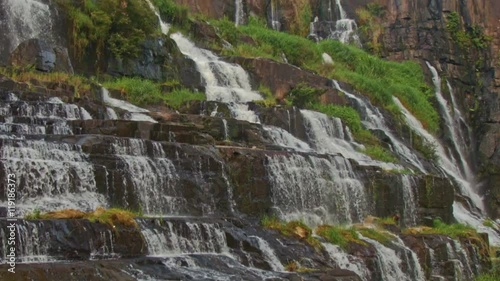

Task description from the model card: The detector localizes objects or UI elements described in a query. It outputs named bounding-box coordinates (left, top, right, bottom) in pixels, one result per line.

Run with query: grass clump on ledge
left=102, top=77, right=205, bottom=108
left=403, top=219, right=478, bottom=239
left=261, top=215, right=323, bottom=250
left=315, top=225, right=366, bottom=250
left=24, top=207, right=139, bottom=229
left=0, top=67, right=91, bottom=97
left=357, top=227, right=394, bottom=245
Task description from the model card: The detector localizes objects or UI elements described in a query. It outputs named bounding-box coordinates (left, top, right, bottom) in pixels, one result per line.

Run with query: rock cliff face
left=0, top=0, right=498, bottom=280
left=174, top=0, right=500, bottom=218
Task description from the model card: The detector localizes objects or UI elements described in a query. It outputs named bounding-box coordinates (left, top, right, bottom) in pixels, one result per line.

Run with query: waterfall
left=106, top=107, right=118, bottom=120
left=145, top=0, right=170, bottom=34
left=329, top=0, right=360, bottom=45
left=359, top=234, right=409, bottom=281
left=0, top=139, right=107, bottom=215
left=101, top=88, right=157, bottom=123
left=322, top=243, right=369, bottom=280
left=392, top=236, right=426, bottom=281
left=393, top=96, right=500, bottom=244
left=426, top=62, right=473, bottom=179
left=266, top=154, right=367, bottom=226
left=139, top=220, right=228, bottom=256
left=111, top=139, right=184, bottom=215
left=14, top=221, right=52, bottom=263
left=249, top=236, right=284, bottom=271
left=235, top=0, right=245, bottom=26
left=400, top=175, right=418, bottom=226
left=170, top=33, right=262, bottom=123
left=392, top=97, right=483, bottom=208
left=270, top=0, right=281, bottom=31
left=262, top=125, right=312, bottom=152
left=1, top=0, right=55, bottom=53
left=334, top=80, right=426, bottom=173
left=300, top=109, right=399, bottom=170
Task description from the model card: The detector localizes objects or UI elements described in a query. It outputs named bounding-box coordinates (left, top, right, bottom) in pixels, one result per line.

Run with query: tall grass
left=103, top=77, right=204, bottom=108
left=212, top=17, right=439, bottom=133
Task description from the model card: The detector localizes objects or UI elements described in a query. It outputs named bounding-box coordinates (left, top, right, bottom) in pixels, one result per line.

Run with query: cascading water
left=426, top=62, right=473, bottom=179
left=333, top=80, right=426, bottom=173
left=0, top=139, right=107, bottom=215
left=101, top=88, right=157, bottom=123
left=111, top=139, right=184, bottom=215
left=330, top=0, right=361, bottom=45
left=249, top=236, right=284, bottom=271
left=269, top=0, right=281, bottom=31
left=1, top=0, right=55, bottom=54
left=262, top=126, right=312, bottom=152
left=322, top=243, right=369, bottom=281
left=145, top=0, right=170, bottom=34
left=170, top=33, right=262, bottom=123
left=139, top=220, right=228, bottom=256
left=266, top=154, right=368, bottom=226
left=393, top=96, right=500, bottom=244
left=300, top=109, right=399, bottom=170
left=359, top=234, right=409, bottom=281
left=235, top=0, right=245, bottom=26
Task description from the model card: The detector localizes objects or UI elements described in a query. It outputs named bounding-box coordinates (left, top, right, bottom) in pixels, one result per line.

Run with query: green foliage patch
left=55, top=0, right=158, bottom=59
left=212, top=17, right=439, bottom=133
left=103, top=77, right=204, bottom=108
left=316, top=225, right=366, bottom=250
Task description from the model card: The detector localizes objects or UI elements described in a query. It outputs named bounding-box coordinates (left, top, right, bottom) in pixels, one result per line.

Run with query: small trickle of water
left=222, top=119, right=230, bottom=140
left=249, top=236, right=284, bottom=271
left=235, top=0, right=245, bottom=26
left=322, top=243, right=369, bottom=280
left=270, top=0, right=281, bottom=31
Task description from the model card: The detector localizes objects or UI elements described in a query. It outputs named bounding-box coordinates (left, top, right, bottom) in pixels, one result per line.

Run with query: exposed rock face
left=107, top=37, right=202, bottom=88
left=9, top=39, right=74, bottom=74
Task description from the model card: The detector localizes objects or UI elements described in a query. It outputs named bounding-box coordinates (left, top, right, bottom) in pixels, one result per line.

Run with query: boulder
left=9, top=39, right=74, bottom=73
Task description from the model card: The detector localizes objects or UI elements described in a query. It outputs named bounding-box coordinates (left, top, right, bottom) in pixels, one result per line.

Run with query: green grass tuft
left=103, top=77, right=204, bottom=108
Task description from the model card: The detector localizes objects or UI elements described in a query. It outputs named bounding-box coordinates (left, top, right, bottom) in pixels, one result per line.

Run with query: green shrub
left=153, top=0, right=190, bottom=29
left=287, top=83, right=324, bottom=108
left=362, top=145, right=397, bottom=163
left=55, top=0, right=158, bottom=59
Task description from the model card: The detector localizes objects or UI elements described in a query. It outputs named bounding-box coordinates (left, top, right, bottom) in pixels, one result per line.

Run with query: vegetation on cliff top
left=213, top=17, right=439, bottom=133
left=55, top=0, right=159, bottom=59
